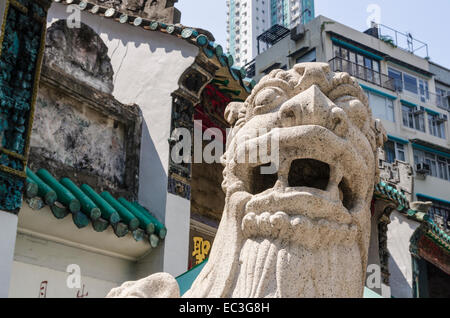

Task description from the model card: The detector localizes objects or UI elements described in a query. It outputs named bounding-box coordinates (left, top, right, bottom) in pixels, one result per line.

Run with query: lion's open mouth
left=234, top=125, right=370, bottom=246
left=246, top=158, right=359, bottom=226
left=235, top=125, right=367, bottom=216
left=288, top=159, right=330, bottom=190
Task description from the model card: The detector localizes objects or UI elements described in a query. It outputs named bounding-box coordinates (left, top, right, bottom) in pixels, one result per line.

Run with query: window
left=402, top=105, right=425, bottom=132
left=388, top=67, right=430, bottom=100
left=385, top=141, right=406, bottom=163
left=403, top=73, right=418, bottom=94
left=365, top=91, right=395, bottom=122
left=388, top=68, right=403, bottom=92
left=428, top=113, right=446, bottom=139
left=296, top=49, right=316, bottom=63
left=438, top=157, right=449, bottom=181
left=414, top=149, right=450, bottom=181
left=332, top=44, right=380, bottom=85
left=437, top=87, right=449, bottom=110
left=430, top=203, right=450, bottom=231
left=418, top=79, right=429, bottom=103
left=364, top=57, right=373, bottom=83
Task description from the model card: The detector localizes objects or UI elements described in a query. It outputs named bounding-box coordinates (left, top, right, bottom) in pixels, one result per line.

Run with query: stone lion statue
left=107, top=62, right=386, bottom=298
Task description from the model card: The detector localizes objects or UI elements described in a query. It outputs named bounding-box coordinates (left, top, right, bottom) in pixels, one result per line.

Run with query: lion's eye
left=335, top=96, right=369, bottom=130
left=253, top=88, right=286, bottom=114
left=334, top=95, right=355, bottom=104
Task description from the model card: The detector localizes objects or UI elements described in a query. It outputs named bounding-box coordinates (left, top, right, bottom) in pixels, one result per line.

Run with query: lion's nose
left=278, top=85, right=349, bottom=137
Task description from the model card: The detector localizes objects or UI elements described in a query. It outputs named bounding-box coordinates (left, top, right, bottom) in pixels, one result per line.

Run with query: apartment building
left=252, top=15, right=450, bottom=298
left=226, top=0, right=314, bottom=66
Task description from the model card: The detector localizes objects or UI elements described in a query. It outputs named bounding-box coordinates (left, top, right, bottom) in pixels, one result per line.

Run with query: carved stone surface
left=107, top=63, right=386, bottom=298
left=44, top=20, right=114, bottom=94
left=40, top=20, right=142, bottom=198
left=410, top=201, right=433, bottom=213
left=0, top=171, right=24, bottom=211
left=0, top=0, right=50, bottom=212
left=167, top=95, right=194, bottom=199
left=378, top=152, right=413, bottom=202
left=31, top=85, right=127, bottom=186
left=29, top=64, right=142, bottom=200
left=107, top=273, right=180, bottom=298
left=372, top=156, right=414, bottom=287
left=92, top=0, right=180, bottom=24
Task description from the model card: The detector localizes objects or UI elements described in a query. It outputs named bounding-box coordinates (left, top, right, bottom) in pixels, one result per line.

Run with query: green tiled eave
left=24, top=167, right=166, bottom=246
left=54, top=0, right=254, bottom=102
left=374, top=181, right=409, bottom=211
left=374, top=182, right=450, bottom=252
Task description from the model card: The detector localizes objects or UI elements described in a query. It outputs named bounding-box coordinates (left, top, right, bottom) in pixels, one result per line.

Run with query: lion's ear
left=224, top=102, right=244, bottom=126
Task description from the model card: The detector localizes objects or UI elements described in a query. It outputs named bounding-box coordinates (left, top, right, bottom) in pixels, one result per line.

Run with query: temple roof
left=52, top=0, right=255, bottom=102
left=24, top=167, right=166, bottom=247
left=374, top=181, right=450, bottom=252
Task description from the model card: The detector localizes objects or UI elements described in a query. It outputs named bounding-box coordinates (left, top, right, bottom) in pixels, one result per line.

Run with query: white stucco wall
left=414, top=177, right=450, bottom=203
left=45, top=4, right=198, bottom=276
left=9, top=232, right=134, bottom=297
left=387, top=211, right=420, bottom=298
left=9, top=261, right=117, bottom=298
left=0, top=212, right=18, bottom=298
left=163, top=193, right=191, bottom=277
left=135, top=193, right=191, bottom=279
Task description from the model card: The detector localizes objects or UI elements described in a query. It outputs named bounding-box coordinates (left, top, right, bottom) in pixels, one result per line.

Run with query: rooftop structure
left=226, top=0, right=315, bottom=66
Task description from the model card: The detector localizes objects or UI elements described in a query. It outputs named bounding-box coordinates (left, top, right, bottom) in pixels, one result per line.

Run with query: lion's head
left=185, top=62, right=386, bottom=298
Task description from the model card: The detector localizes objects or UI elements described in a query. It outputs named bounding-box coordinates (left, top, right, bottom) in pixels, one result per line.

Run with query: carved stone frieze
left=91, top=0, right=181, bottom=24
left=44, top=20, right=114, bottom=94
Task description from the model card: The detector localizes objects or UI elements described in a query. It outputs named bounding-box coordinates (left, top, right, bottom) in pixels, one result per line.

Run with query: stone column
left=0, top=0, right=51, bottom=297
left=367, top=199, right=396, bottom=297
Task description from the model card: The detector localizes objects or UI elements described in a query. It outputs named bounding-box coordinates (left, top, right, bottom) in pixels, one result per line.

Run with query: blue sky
left=175, top=0, right=450, bottom=69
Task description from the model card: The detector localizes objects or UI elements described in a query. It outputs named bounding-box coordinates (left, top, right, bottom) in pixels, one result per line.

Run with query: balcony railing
left=244, top=59, right=255, bottom=78
left=399, top=89, right=450, bottom=112
left=329, top=57, right=396, bottom=92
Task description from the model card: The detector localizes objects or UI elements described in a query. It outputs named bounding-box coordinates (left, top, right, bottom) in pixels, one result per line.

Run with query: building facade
left=226, top=0, right=314, bottom=66
left=0, top=0, right=256, bottom=298
left=252, top=15, right=450, bottom=297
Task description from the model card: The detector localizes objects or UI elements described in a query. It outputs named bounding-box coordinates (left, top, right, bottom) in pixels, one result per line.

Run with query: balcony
left=399, top=89, right=450, bottom=112
left=329, top=57, right=396, bottom=91
left=244, top=59, right=255, bottom=78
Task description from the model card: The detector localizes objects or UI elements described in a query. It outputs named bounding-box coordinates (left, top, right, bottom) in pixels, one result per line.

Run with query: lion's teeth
left=242, top=211, right=355, bottom=248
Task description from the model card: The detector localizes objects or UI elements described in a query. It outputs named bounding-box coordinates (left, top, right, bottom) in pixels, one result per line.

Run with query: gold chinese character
left=192, top=236, right=211, bottom=265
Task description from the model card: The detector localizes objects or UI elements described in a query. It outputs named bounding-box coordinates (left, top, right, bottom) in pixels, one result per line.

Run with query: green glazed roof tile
left=25, top=167, right=165, bottom=245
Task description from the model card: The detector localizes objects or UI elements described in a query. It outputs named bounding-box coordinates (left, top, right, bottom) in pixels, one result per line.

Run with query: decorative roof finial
left=117, top=0, right=181, bottom=23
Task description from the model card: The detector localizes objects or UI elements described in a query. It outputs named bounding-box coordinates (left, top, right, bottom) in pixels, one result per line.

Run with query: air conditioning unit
left=413, top=106, right=425, bottom=115
left=291, top=24, right=305, bottom=41
left=432, top=113, right=448, bottom=124
left=416, top=163, right=431, bottom=175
